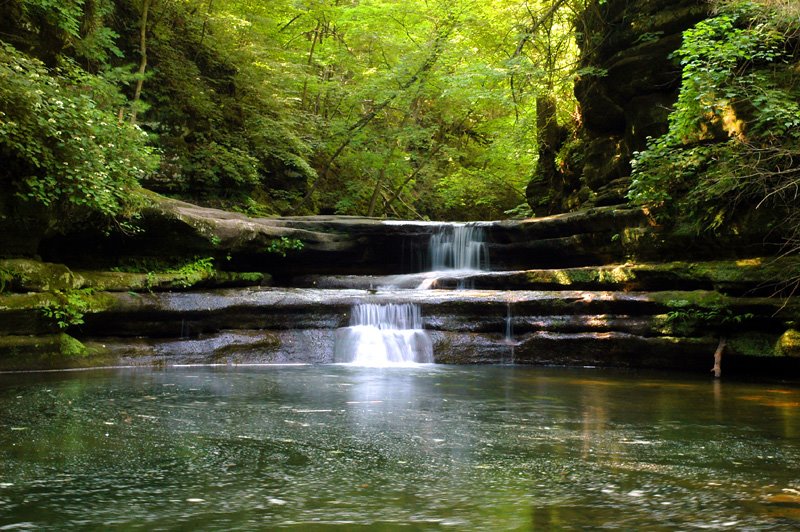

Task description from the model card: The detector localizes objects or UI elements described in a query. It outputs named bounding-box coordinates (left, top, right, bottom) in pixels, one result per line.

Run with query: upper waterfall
left=429, top=224, right=489, bottom=272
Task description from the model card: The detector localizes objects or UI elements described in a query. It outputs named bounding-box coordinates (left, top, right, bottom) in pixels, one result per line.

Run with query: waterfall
left=504, top=303, right=513, bottom=344
left=429, top=224, right=488, bottom=271
left=334, top=303, right=433, bottom=366
left=504, top=302, right=515, bottom=363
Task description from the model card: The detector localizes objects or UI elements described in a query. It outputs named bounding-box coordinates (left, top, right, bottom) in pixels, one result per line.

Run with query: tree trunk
left=712, top=337, right=727, bottom=378
left=198, top=0, right=214, bottom=50
left=301, top=21, right=321, bottom=110
left=131, top=0, right=151, bottom=124
left=526, top=93, right=567, bottom=214
left=368, top=150, right=394, bottom=217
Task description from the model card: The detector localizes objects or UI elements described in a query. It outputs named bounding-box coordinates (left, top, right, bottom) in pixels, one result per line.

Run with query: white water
left=503, top=302, right=516, bottom=364
left=504, top=303, right=513, bottom=343
left=429, top=224, right=488, bottom=272
left=334, top=303, right=433, bottom=366
left=335, top=224, right=487, bottom=365
left=420, top=224, right=489, bottom=289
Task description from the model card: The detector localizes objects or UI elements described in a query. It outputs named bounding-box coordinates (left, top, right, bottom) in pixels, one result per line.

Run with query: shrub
left=0, top=42, right=158, bottom=231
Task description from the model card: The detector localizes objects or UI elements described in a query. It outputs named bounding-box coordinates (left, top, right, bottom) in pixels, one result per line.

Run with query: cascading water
left=416, top=224, right=489, bottom=289
left=504, top=303, right=513, bottom=343
left=503, top=302, right=516, bottom=364
left=335, top=223, right=488, bottom=365
left=429, top=224, right=489, bottom=272
left=334, top=303, right=433, bottom=366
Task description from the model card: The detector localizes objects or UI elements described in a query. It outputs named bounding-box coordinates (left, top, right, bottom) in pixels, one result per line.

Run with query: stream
left=1, top=365, right=798, bottom=529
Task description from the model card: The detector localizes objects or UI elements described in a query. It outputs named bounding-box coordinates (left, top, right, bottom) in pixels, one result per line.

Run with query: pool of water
left=1, top=365, right=799, bottom=530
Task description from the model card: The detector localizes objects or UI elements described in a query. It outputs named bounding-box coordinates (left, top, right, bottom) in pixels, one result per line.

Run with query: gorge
left=2, top=0, right=800, bottom=528
left=1, top=195, right=798, bottom=375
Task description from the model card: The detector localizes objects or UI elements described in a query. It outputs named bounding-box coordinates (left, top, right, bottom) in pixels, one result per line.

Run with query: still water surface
left=1, top=365, right=799, bottom=530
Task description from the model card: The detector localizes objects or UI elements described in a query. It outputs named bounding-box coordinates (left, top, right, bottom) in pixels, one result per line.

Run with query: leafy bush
left=665, top=299, right=754, bottom=328
left=0, top=42, right=158, bottom=230
left=168, top=257, right=216, bottom=288
left=266, top=237, right=304, bottom=257
left=40, top=288, right=94, bottom=330
left=629, top=0, right=800, bottom=233
left=186, top=141, right=260, bottom=193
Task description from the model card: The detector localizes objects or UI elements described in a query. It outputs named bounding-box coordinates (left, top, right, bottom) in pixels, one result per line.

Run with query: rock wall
left=2, top=201, right=798, bottom=375
left=527, top=0, right=709, bottom=213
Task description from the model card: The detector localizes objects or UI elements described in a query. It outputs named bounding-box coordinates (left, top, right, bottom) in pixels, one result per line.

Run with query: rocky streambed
left=1, top=196, right=798, bottom=374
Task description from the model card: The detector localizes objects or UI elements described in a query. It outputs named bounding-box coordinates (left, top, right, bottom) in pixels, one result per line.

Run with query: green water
left=1, top=365, right=799, bottom=530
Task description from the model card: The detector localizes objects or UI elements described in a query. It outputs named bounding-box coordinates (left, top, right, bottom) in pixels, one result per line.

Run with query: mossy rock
left=728, top=333, right=781, bottom=357
left=649, top=290, right=729, bottom=309
left=0, top=334, right=116, bottom=370
left=0, top=259, right=85, bottom=292
left=776, top=330, right=800, bottom=357
left=77, top=269, right=267, bottom=292
left=0, top=256, right=269, bottom=294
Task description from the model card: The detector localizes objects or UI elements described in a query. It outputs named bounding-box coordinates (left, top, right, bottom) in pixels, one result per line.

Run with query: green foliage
left=135, top=0, right=316, bottom=203
left=0, top=267, right=12, bottom=293
left=265, top=237, right=304, bottom=258
left=629, top=0, right=800, bottom=235
left=504, top=202, right=534, bottom=220
left=110, top=257, right=171, bottom=274
left=167, top=257, right=216, bottom=288
left=182, top=0, right=549, bottom=219
left=40, top=288, right=94, bottom=329
left=111, top=256, right=217, bottom=289
left=186, top=142, right=260, bottom=191
left=0, top=42, right=157, bottom=230
left=665, top=299, right=754, bottom=330
left=0, top=0, right=578, bottom=222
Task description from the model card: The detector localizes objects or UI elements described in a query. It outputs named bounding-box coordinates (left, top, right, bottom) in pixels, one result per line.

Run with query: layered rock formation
left=1, top=196, right=797, bottom=376
left=527, top=0, right=709, bottom=213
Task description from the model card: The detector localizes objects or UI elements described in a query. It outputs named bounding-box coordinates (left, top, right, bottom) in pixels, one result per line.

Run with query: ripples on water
left=0, top=366, right=799, bottom=530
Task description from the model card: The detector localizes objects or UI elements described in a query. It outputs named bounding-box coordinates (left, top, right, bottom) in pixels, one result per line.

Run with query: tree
left=130, top=0, right=151, bottom=123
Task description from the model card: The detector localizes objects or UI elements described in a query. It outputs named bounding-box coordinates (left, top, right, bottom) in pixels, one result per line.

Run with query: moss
left=649, top=290, right=728, bottom=308
left=524, top=265, right=635, bottom=286
left=0, top=257, right=261, bottom=294
left=0, top=259, right=84, bottom=292
left=36, top=289, right=118, bottom=330
left=729, top=333, right=781, bottom=357
left=0, top=334, right=117, bottom=370
left=58, top=333, right=87, bottom=357
left=210, top=271, right=269, bottom=288
left=0, top=334, right=60, bottom=357
left=516, top=258, right=799, bottom=292
left=238, top=272, right=267, bottom=283
left=776, top=329, right=800, bottom=357
left=0, top=292, right=53, bottom=310
left=77, top=268, right=266, bottom=291
left=654, top=313, right=696, bottom=336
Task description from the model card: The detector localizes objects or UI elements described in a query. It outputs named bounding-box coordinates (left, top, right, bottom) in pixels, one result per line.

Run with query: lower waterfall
left=334, top=303, right=433, bottom=366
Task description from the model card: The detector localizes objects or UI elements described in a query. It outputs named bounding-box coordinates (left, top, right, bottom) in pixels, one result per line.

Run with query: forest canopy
left=0, top=0, right=798, bottom=243
left=0, top=0, right=581, bottom=224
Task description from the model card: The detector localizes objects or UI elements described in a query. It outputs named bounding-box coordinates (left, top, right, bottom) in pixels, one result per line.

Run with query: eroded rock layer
left=1, top=199, right=797, bottom=376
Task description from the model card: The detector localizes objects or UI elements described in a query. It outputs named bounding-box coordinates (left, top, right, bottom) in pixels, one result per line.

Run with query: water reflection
left=0, top=367, right=798, bottom=529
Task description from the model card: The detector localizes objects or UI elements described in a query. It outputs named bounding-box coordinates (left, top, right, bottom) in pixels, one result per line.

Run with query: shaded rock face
left=3, top=195, right=797, bottom=375
left=37, top=196, right=778, bottom=281
left=527, top=0, right=708, bottom=213
left=1, top=283, right=796, bottom=373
